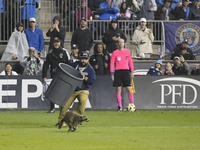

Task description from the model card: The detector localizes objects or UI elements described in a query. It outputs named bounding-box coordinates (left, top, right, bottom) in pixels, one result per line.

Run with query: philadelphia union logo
left=175, top=23, right=200, bottom=52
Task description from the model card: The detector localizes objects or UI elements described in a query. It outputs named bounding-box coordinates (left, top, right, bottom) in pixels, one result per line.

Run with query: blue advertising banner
left=164, top=22, right=200, bottom=54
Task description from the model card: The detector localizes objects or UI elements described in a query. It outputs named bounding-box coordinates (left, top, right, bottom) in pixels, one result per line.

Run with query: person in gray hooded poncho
left=1, top=22, right=29, bottom=61
left=20, top=47, right=43, bottom=75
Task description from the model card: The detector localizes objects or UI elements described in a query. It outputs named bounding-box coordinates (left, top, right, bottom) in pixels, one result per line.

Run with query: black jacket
left=191, top=69, right=200, bottom=75
left=89, top=43, right=110, bottom=75
left=172, top=62, right=189, bottom=75
left=154, top=4, right=176, bottom=20
left=46, top=16, right=66, bottom=50
left=102, top=27, right=127, bottom=53
left=71, top=28, right=93, bottom=54
left=171, top=44, right=194, bottom=60
left=88, top=0, right=104, bottom=11
left=42, top=46, right=69, bottom=78
left=175, top=6, right=193, bottom=20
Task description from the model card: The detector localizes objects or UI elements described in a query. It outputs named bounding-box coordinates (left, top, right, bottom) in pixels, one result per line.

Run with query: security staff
left=171, top=39, right=194, bottom=60
left=42, top=37, right=70, bottom=113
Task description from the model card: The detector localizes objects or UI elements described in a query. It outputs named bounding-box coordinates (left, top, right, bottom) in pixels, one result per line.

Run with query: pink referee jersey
left=110, top=48, right=134, bottom=73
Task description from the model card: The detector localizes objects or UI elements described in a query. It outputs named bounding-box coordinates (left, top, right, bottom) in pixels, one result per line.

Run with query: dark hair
left=120, top=2, right=127, bottom=14
left=5, top=63, right=12, bottom=68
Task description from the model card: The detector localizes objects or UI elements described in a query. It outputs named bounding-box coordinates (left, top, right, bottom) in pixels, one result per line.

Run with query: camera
left=32, top=51, right=35, bottom=54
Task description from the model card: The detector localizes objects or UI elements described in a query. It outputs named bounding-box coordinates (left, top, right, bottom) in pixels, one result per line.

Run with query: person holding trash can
left=56, top=51, right=96, bottom=126
left=42, top=37, right=70, bottom=113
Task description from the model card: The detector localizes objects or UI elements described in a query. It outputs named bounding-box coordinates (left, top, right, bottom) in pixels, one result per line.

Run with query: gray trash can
left=45, top=63, right=83, bottom=106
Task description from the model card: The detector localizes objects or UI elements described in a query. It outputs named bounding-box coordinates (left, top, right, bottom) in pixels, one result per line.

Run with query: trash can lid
left=59, top=63, right=84, bottom=81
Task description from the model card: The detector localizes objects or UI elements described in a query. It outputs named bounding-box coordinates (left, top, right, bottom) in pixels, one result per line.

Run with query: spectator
left=102, top=19, right=127, bottom=54
left=56, top=51, right=96, bottom=126
left=90, top=43, right=110, bottom=75
left=1, top=0, right=19, bottom=40
left=0, top=0, right=3, bottom=13
left=126, top=0, right=140, bottom=15
left=20, top=0, right=39, bottom=29
left=42, top=37, right=70, bottom=113
left=20, top=47, right=43, bottom=75
left=156, top=0, right=180, bottom=9
left=147, top=60, right=163, bottom=75
left=164, top=62, right=175, bottom=75
left=110, top=39, right=135, bottom=111
left=171, top=39, right=194, bottom=60
left=191, top=0, right=200, bottom=20
left=75, top=0, right=93, bottom=24
left=172, top=56, right=189, bottom=75
left=132, top=18, right=154, bottom=58
left=0, top=63, right=18, bottom=75
left=191, top=64, right=200, bottom=75
left=46, top=16, right=66, bottom=51
left=137, top=0, right=157, bottom=20
left=154, top=0, right=176, bottom=20
left=1, top=22, right=29, bottom=61
left=117, top=2, right=132, bottom=20
left=98, top=0, right=119, bottom=20
left=175, top=0, right=193, bottom=20
left=88, top=0, right=104, bottom=13
left=24, top=18, right=44, bottom=57
left=70, top=44, right=79, bottom=62
left=71, top=18, right=93, bottom=54
left=113, top=0, right=123, bottom=6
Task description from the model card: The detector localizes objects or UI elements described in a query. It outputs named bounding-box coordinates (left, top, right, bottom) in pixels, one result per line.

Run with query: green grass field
left=0, top=110, right=200, bottom=150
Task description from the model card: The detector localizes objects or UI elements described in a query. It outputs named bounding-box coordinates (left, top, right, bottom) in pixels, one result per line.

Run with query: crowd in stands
left=0, top=0, right=200, bottom=77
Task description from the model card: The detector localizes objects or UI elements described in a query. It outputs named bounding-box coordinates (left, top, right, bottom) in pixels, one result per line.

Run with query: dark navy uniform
left=42, top=46, right=69, bottom=78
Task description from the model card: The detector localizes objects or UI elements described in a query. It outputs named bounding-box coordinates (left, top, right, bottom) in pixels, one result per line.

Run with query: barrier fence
left=1, top=1, right=200, bottom=58
left=0, top=75, right=200, bottom=110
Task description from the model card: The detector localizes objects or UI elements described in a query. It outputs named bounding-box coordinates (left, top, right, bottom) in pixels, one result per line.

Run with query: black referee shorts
left=113, top=70, right=131, bottom=87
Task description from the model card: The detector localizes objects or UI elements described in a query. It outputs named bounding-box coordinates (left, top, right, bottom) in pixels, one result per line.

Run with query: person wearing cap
left=110, top=39, right=135, bottom=112
left=172, top=55, right=189, bottom=75
left=0, top=63, right=18, bottom=75
left=46, top=16, right=66, bottom=51
left=20, top=47, right=43, bottom=75
left=70, top=44, right=79, bottom=62
left=42, top=37, right=70, bottom=113
left=190, top=0, right=200, bottom=20
left=155, top=0, right=176, bottom=20
left=56, top=51, right=96, bottom=126
left=75, top=0, right=93, bottom=24
left=98, top=0, right=119, bottom=20
left=24, top=17, right=44, bottom=57
left=1, top=22, right=29, bottom=61
left=19, top=0, right=39, bottom=28
left=175, top=0, right=193, bottom=20
left=71, top=17, right=93, bottom=54
left=102, top=18, right=127, bottom=53
left=171, top=39, right=194, bottom=60
left=90, top=42, right=110, bottom=75
left=132, top=18, right=154, bottom=58
left=147, top=59, right=163, bottom=75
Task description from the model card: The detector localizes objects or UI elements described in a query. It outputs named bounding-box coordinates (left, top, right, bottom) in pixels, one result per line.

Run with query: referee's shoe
left=117, top=106, right=122, bottom=112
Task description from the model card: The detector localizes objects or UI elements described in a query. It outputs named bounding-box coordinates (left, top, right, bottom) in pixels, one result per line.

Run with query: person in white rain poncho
left=1, top=22, right=29, bottom=61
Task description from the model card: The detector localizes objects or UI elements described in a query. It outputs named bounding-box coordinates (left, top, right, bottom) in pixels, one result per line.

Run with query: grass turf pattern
left=0, top=110, right=199, bottom=150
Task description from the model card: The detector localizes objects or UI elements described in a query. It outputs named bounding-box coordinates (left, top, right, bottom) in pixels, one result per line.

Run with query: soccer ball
left=127, top=103, right=136, bottom=112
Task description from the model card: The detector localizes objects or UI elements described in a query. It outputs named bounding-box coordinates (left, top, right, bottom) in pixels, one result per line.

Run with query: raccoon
left=58, top=111, right=90, bottom=132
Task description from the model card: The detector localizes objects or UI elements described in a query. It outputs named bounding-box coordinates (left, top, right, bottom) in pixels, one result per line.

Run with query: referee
left=110, top=39, right=135, bottom=111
